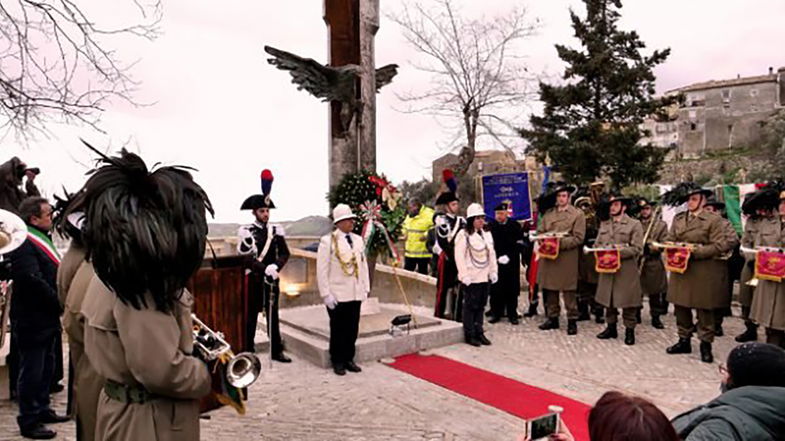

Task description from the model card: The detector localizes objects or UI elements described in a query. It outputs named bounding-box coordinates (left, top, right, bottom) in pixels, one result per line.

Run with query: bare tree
left=388, top=0, right=539, bottom=175
left=0, top=0, right=162, bottom=140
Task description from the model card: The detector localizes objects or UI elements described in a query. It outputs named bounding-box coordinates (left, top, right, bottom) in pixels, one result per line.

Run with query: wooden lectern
left=187, top=254, right=248, bottom=412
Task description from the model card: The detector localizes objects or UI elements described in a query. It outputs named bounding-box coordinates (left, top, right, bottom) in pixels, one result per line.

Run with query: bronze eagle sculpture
left=263, top=45, right=398, bottom=135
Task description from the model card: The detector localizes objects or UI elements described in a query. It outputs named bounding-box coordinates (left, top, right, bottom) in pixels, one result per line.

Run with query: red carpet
left=389, top=353, right=591, bottom=440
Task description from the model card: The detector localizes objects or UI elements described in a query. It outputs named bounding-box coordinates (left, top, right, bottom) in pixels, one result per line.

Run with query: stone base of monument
left=259, top=302, right=463, bottom=368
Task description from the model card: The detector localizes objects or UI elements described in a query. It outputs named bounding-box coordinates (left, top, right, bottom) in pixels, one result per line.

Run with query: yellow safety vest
left=402, top=206, right=435, bottom=258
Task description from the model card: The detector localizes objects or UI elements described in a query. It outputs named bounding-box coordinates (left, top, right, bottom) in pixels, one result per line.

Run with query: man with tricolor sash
left=749, top=185, right=785, bottom=348
left=9, top=197, right=70, bottom=439
left=594, top=194, right=644, bottom=345
left=661, top=183, right=726, bottom=363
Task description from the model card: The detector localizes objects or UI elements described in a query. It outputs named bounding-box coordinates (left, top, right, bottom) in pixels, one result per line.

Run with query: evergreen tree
left=521, top=0, right=673, bottom=188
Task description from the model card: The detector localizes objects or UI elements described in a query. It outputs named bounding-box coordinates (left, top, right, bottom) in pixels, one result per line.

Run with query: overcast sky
left=2, top=0, right=783, bottom=223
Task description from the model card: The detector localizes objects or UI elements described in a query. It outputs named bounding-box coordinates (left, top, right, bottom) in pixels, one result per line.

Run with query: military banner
left=537, top=237, right=560, bottom=260
left=664, top=246, right=692, bottom=274
left=754, top=250, right=785, bottom=282
left=481, top=172, right=532, bottom=221
left=594, top=249, right=621, bottom=274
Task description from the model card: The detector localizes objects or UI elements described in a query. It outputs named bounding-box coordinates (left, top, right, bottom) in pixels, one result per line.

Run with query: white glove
left=324, top=294, right=338, bottom=310
left=432, top=241, right=443, bottom=256
left=490, top=273, right=499, bottom=284
left=264, top=264, right=279, bottom=279
left=498, top=255, right=510, bottom=265
left=461, top=276, right=472, bottom=286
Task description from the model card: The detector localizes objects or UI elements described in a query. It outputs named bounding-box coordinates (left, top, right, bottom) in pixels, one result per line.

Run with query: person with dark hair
left=0, top=157, right=40, bottom=215
left=637, top=198, right=669, bottom=329
left=9, top=196, right=70, bottom=439
left=535, top=183, right=586, bottom=335
left=594, top=194, right=644, bottom=345
left=662, top=183, right=726, bottom=363
left=522, top=391, right=678, bottom=441
left=77, top=147, right=212, bottom=441
left=237, top=169, right=291, bottom=361
left=487, top=202, right=523, bottom=324
left=454, top=203, right=498, bottom=346
left=672, top=342, right=785, bottom=440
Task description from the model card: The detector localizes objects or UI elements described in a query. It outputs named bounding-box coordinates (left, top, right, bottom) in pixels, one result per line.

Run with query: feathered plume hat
left=742, top=180, right=785, bottom=216
left=68, top=141, right=214, bottom=313
left=661, top=182, right=713, bottom=207
left=536, top=181, right=575, bottom=214
left=434, top=169, right=459, bottom=205
left=52, top=187, right=85, bottom=244
left=241, top=169, right=276, bottom=210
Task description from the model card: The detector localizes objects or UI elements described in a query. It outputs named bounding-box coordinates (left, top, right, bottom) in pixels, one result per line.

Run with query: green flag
left=723, top=185, right=742, bottom=235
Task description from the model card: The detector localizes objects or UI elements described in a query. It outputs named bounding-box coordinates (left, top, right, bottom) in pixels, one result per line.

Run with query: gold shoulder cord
left=331, top=233, right=359, bottom=279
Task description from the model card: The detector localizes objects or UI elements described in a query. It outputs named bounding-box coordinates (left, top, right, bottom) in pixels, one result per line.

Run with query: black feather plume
left=661, top=182, right=704, bottom=206
left=70, top=147, right=214, bottom=312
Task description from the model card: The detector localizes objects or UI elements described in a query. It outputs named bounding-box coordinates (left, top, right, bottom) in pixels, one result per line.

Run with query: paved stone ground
left=0, top=304, right=748, bottom=440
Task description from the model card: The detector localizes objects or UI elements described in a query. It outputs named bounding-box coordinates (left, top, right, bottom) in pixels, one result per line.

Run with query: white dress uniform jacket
left=317, top=230, right=371, bottom=302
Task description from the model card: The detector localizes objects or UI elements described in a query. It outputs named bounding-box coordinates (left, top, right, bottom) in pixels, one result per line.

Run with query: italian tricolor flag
left=27, top=227, right=61, bottom=266
left=658, top=183, right=764, bottom=234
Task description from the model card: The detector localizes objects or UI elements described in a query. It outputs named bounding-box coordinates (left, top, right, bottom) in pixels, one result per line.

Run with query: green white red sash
left=27, top=227, right=61, bottom=266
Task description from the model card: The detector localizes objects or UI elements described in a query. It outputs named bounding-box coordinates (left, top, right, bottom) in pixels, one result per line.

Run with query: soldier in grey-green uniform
left=748, top=186, right=785, bottom=349
left=594, top=194, right=643, bottom=345
left=736, top=189, right=779, bottom=342
left=637, top=198, right=669, bottom=329
left=663, top=183, right=726, bottom=363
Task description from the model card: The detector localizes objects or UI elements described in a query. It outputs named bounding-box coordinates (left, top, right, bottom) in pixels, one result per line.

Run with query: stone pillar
left=358, top=0, right=379, bottom=176
left=323, top=0, right=378, bottom=191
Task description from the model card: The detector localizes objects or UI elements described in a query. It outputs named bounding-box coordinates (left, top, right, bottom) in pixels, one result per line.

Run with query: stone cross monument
left=264, top=0, right=397, bottom=189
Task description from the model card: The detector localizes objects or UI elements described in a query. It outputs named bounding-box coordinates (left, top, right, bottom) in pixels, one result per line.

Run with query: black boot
left=538, top=317, right=559, bottom=330
left=577, top=299, right=590, bottom=321
left=735, top=321, right=758, bottom=342
left=523, top=303, right=539, bottom=318
left=567, top=319, right=578, bottom=336
left=593, top=307, right=605, bottom=324
left=666, top=338, right=692, bottom=354
left=625, top=328, right=635, bottom=345
left=651, top=315, right=664, bottom=329
left=596, top=323, right=618, bottom=339
left=700, top=341, right=713, bottom=363
left=488, top=315, right=502, bottom=324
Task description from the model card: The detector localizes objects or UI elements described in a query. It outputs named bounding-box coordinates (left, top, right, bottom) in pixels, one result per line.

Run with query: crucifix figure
left=264, top=0, right=397, bottom=190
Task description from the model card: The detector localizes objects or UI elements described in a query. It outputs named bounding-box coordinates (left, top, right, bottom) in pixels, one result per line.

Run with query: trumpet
left=530, top=232, right=568, bottom=241
left=192, top=314, right=261, bottom=389
left=583, top=245, right=622, bottom=254
left=740, top=245, right=785, bottom=255
left=650, top=241, right=697, bottom=250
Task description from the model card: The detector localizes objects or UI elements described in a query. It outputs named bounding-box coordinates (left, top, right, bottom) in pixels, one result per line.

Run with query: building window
left=690, top=122, right=697, bottom=131
left=721, top=89, right=731, bottom=107
left=750, top=89, right=759, bottom=97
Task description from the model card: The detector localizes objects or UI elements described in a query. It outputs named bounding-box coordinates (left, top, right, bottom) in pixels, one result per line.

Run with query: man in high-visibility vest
left=402, top=199, right=434, bottom=275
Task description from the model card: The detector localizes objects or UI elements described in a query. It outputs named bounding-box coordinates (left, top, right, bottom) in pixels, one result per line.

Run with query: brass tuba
left=191, top=314, right=262, bottom=388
